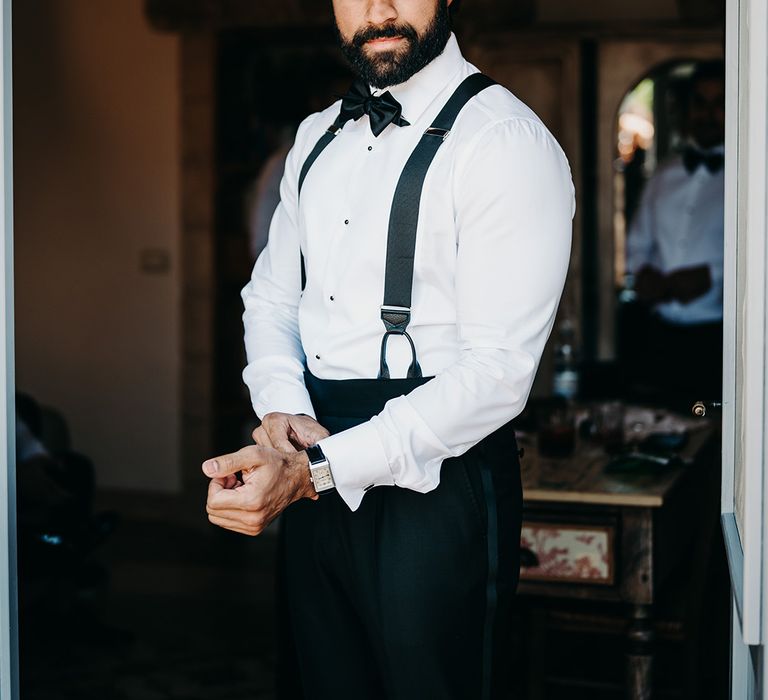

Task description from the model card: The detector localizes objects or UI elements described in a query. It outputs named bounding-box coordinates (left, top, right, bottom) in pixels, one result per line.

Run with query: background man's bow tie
left=339, top=80, right=410, bottom=137
left=683, top=147, right=724, bottom=174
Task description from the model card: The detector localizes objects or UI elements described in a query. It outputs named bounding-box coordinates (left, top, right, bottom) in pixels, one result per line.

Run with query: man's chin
left=362, top=58, right=408, bottom=88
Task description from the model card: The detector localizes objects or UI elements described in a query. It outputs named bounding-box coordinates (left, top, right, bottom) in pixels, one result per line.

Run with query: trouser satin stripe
left=480, top=465, right=498, bottom=700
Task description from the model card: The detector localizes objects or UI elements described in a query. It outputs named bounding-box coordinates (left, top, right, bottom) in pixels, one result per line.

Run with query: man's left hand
left=666, top=265, right=712, bottom=304
left=252, top=412, right=330, bottom=452
left=202, top=445, right=317, bottom=536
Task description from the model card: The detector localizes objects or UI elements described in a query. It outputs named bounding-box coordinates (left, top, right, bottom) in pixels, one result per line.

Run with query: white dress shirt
left=625, top=146, right=724, bottom=324
left=241, top=34, right=575, bottom=510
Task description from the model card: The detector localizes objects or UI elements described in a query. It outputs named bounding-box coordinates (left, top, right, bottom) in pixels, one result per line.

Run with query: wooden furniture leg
left=627, top=604, right=654, bottom=700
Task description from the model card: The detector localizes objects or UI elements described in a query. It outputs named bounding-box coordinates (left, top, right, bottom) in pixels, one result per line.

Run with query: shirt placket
left=678, top=173, right=703, bottom=257
left=315, top=125, right=375, bottom=365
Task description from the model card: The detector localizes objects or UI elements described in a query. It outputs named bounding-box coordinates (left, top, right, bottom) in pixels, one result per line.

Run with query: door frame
left=721, top=0, right=765, bottom=648
left=0, top=0, right=18, bottom=696
left=0, top=0, right=763, bottom=696
left=721, top=0, right=768, bottom=694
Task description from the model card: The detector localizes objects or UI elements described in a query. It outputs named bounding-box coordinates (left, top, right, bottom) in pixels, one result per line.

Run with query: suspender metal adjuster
left=424, top=127, right=450, bottom=140
left=380, top=305, right=411, bottom=333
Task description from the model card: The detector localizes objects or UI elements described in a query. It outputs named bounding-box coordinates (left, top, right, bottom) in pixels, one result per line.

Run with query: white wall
left=13, top=0, right=181, bottom=491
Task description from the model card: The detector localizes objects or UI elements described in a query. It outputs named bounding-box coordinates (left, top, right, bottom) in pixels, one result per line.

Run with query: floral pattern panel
left=520, top=523, right=614, bottom=584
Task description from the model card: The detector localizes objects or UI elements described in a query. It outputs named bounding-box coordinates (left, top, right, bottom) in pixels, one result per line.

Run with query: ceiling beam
left=145, top=0, right=329, bottom=32
left=145, top=0, right=535, bottom=33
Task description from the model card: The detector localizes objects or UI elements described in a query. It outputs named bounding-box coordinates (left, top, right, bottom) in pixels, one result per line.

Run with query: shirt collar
left=371, top=33, right=465, bottom=127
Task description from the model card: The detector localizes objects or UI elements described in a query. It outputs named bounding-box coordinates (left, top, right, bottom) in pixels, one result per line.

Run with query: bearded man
left=203, top=1, right=574, bottom=697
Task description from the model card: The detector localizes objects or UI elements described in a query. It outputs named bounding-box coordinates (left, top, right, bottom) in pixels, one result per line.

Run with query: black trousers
left=277, top=373, right=522, bottom=700
left=621, top=308, right=723, bottom=408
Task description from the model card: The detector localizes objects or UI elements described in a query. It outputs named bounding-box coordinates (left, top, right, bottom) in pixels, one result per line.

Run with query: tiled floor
left=21, top=491, right=281, bottom=700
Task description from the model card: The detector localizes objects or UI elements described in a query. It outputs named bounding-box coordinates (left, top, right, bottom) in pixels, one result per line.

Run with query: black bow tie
left=683, top=147, right=724, bottom=174
left=339, top=80, right=410, bottom=137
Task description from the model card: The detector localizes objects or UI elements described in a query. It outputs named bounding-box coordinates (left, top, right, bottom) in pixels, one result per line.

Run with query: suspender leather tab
left=380, top=305, right=411, bottom=333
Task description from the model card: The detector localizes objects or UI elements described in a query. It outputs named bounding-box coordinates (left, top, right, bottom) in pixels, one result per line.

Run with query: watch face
left=311, top=465, right=334, bottom=491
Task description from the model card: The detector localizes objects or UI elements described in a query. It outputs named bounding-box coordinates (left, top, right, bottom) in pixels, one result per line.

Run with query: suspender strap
left=298, top=116, right=344, bottom=195
left=298, top=115, right=344, bottom=289
left=379, top=73, right=496, bottom=379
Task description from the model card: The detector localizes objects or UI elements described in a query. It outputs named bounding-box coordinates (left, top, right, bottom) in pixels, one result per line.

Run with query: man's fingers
left=289, top=416, right=330, bottom=449
left=207, top=513, right=260, bottom=536
left=272, top=435, right=297, bottom=453
left=252, top=425, right=274, bottom=448
left=262, top=415, right=296, bottom=453
left=202, top=445, right=267, bottom=477
left=213, top=474, right=238, bottom=490
left=207, top=503, right=270, bottom=535
left=207, top=482, right=254, bottom=509
left=291, top=424, right=330, bottom=449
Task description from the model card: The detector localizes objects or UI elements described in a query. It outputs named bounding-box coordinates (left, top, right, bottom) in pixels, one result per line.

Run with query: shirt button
left=329, top=295, right=335, bottom=301
left=367, top=146, right=373, bottom=151
left=344, top=219, right=349, bottom=225
left=315, top=354, right=321, bottom=360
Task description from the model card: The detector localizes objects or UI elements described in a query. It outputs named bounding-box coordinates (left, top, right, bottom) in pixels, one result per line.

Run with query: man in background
left=626, top=60, right=725, bottom=404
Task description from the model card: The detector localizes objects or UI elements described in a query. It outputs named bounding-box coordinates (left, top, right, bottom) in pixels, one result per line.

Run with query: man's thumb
left=202, top=458, right=222, bottom=477
left=202, top=446, right=263, bottom=478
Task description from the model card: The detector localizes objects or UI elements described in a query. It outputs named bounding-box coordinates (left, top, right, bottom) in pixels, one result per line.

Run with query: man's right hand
left=666, top=265, right=712, bottom=304
left=253, top=412, right=330, bottom=453
left=634, top=265, right=670, bottom=304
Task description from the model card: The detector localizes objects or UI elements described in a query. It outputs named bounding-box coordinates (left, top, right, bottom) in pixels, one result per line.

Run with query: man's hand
left=634, top=265, right=670, bottom=304
left=252, top=412, right=330, bottom=451
left=666, top=265, right=712, bottom=304
left=202, top=445, right=318, bottom=536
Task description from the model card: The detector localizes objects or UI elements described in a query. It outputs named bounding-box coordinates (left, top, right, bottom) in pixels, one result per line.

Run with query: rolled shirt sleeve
left=321, top=118, right=575, bottom=510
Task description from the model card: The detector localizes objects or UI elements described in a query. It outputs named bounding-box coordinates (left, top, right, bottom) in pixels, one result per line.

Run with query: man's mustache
left=352, top=23, right=418, bottom=49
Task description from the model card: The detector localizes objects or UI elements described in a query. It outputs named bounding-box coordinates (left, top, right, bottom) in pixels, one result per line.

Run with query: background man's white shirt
left=626, top=147, right=725, bottom=325
left=242, top=34, right=575, bottom=510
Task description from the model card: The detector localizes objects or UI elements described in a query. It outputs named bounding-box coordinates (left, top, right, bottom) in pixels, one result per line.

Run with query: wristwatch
left=305, top=444, right=335, bottom=495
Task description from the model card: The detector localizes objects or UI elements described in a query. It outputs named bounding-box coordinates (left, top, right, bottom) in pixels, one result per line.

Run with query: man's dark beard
left=336, top=1, right=452, bottom=90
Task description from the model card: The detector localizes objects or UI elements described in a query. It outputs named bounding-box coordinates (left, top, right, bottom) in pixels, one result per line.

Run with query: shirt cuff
left=250, top=384, right=316, bottom=421
left=319, top=421, right=393, bottom=511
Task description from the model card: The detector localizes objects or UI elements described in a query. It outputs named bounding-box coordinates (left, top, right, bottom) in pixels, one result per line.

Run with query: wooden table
left=516, top=420, right=716, bottom=700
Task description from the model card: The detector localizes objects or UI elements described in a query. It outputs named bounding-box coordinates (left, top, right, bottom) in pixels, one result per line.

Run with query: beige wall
left=14, top=0, right=181, bottom=491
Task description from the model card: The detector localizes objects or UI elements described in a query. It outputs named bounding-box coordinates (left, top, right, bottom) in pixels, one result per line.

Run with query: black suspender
left=298, top=114, right=345, bottom=195
left=297, top=114, right=345, bottom=289
left=379, top=73, right=495, bottom=378
left=298, top=73, right=496, bottom=379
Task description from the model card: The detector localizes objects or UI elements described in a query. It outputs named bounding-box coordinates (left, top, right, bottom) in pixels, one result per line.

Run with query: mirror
left=611, top=58, right=725, bottom=406
left=613, top=59, right=700, bottom=294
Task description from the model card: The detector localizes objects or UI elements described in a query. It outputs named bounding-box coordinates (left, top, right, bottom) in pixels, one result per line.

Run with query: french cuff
left=251, top=385, right=316, bottom=421
left=319, top=421, right=393, bottom=511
